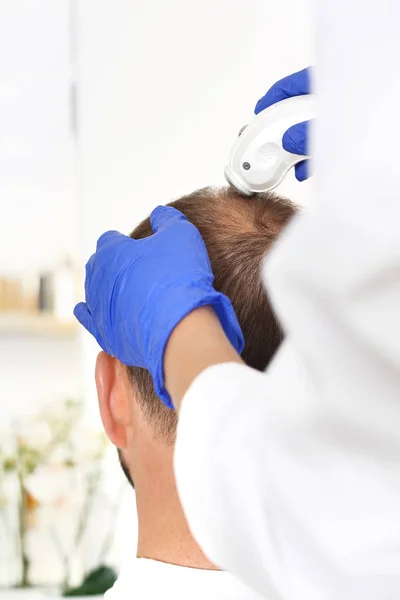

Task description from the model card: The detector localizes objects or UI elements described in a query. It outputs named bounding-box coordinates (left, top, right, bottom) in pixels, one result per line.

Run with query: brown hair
left=128, top=186, right=297, bottom=443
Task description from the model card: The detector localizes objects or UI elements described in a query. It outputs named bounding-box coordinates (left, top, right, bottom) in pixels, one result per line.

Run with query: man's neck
left=135, top=477, right=218, bottom=570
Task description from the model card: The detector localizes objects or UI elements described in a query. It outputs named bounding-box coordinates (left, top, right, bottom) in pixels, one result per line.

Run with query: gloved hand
left=74, top=206, right=244, bottom=408
left=255, top=67, right=312, bottom=182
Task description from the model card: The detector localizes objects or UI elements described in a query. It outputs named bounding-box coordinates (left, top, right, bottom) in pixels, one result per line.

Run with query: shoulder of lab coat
left=175, top=332, right=400, bottom=600
left=174, top=4, right=400, bottom=597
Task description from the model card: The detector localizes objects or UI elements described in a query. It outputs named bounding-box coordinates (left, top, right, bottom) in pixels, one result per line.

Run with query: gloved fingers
left=74, top=302, right=97, bottom=337
left=150, top=205, right=188, bottom=233
left=294, top=160, right=310, bottom=182
left=74, top=303, right=110, bottom=355
left=254, top=67, right=310, bottom=114
left=282, top=120, right=309, bottom=156
left=83, top=253, right=96, bottom=298
left=96, top=230, right=127, bottom=251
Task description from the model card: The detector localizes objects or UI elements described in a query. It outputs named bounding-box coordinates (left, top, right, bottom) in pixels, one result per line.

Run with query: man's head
left=94, top=186, right=296, bottom=564
left=127, top=186, right=296, bottom=443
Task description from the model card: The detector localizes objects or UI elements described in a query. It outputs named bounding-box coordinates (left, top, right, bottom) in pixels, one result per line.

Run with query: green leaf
left=63, top=565, right=117, bottom=597
left=2, top=457, right=17, bottom=472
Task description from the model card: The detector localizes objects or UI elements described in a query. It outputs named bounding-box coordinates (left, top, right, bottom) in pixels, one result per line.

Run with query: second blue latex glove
left=255, top=67, right=312, bottom=182
left=74, top=206, right=244, bottom=408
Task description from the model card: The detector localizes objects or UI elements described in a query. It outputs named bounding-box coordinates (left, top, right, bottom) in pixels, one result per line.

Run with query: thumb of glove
left=282, top=120, right=309, bottom=156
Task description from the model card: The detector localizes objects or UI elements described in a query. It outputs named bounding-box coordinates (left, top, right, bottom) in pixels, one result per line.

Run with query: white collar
left=105, top=557, right=263, bottom=599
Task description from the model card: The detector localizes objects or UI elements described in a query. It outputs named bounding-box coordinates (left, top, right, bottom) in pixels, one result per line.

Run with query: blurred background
left=0, top=0, right=313, bottom=597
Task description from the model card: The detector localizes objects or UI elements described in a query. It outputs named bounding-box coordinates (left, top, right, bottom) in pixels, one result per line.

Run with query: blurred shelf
left=0, top=312, right=78, bottom=335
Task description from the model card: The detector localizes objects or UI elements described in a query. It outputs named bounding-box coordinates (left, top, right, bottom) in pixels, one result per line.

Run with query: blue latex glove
left=74, top=206, right=244, bottom=408
left=255, top=67, right=312, bottom=182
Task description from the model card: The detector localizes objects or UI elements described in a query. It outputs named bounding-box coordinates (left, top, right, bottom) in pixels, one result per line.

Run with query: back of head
left=128, top=186, right=297, bottom=443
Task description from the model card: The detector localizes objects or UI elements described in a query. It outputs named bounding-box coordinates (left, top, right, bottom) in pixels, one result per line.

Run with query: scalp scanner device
left=225, top=95, right=316, bottom=195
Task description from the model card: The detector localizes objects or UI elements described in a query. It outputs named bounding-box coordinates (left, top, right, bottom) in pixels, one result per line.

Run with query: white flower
left=16, top=420, right=53, bottom=453
left=46, top=444, right=74, bottom=469
left=0, top=429, right=17, bottom=456
left=24, top=464, right=81, bottom=508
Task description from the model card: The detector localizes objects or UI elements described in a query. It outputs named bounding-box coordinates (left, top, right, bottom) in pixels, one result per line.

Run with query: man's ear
left=95, top=352, right=132, bottom=449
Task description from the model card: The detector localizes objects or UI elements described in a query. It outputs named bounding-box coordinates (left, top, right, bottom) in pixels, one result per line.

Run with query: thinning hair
left=128, top=186, right=297, bottom=444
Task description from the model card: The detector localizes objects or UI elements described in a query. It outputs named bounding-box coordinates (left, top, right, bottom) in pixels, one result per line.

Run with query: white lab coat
left=174, top=2, right=400, bottom=599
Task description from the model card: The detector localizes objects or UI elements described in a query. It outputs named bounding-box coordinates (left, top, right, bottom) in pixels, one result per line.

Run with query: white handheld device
left=224, top=95, right=316, bottom=195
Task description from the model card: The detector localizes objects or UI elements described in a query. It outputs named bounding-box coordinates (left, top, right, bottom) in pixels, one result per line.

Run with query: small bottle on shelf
left=38, top=272, right=54, bottom=313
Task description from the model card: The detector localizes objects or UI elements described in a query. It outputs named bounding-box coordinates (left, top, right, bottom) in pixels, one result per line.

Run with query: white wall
left=77, top=0, right=314, bottom=260
left=0, top=0, right=78, bottom=273
left=76, top=0, right=314, bottom=567
left=0, top=0, right=81, bottom=423
left=0, top=335, right=81, bottom=421
left=0, top=2, right=83, bottom=586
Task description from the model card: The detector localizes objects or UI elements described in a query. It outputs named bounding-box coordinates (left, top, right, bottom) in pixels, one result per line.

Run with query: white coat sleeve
left=174, top=2, right=400, bottom=600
